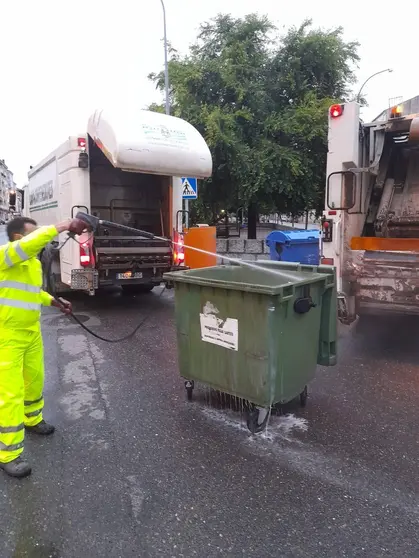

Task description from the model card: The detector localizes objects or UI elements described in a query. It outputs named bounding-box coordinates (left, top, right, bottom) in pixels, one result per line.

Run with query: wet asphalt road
left=1, top=285, right=419, bottom=557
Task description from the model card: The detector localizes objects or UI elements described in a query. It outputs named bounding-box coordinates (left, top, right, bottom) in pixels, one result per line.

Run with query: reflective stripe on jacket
left=0, top=225, right=58, bottom=330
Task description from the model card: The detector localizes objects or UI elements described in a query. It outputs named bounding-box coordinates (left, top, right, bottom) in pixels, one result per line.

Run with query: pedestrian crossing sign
left=181, top=177, right=198, bottom=199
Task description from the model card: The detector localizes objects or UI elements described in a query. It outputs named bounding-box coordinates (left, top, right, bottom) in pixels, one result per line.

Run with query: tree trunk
left=305, top=210, right=309, bottom=230
left=247, top=203, right=258, bottom=239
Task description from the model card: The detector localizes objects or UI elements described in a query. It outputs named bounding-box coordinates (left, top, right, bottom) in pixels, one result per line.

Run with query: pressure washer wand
left=74, top=212, right=156, bottom=240
left=96, top=219, right=156, bottom=239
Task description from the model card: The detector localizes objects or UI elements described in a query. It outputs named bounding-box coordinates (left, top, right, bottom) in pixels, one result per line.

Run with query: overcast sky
left=1, top=0, right=417, bottom=186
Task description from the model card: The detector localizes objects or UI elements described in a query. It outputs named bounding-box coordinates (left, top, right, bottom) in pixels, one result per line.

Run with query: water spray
left=47, top=212, right=299, bottom=344
left=73, top=212, right=304, bottom=282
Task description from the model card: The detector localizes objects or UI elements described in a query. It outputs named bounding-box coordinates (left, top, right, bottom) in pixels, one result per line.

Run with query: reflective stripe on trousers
left=24, top=395, right=43, bottom=406
left=25, top=408, right=42, bottom=418
left=0, top=423, right=24, bottom=433
left=0, top=329, right=45, bottom=463
left=0, top=423, right=24, bottom=456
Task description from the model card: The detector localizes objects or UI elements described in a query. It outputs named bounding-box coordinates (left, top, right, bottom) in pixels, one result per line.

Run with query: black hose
left=66, top=287, right=166, bottom=343
left=44, top=241, right=166, bottom=343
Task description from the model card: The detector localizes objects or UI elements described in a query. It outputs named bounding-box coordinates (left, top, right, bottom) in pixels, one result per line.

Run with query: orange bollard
left=183, top=225, right=217, bottom=269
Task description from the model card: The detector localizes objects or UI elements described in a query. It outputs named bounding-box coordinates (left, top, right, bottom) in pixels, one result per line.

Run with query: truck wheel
left=246, top=404, right=270, bottom=434
left=184, top=380, right=194, bottom=401
left=122, top=284, right=155, bottom=295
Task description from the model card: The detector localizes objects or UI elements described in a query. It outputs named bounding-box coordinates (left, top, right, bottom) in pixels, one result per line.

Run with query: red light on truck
left=80, top=242, right=91, bottom=266
left=321, top=257, right=335, bottom=266
left=78, top=137, right=86, bottom=148
left=173, top=231, right=185, bottom=266
left=330, top=104, right=344, bottom=118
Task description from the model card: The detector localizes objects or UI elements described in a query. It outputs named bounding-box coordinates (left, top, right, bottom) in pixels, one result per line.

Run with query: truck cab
left=25, top=109, right=212, bottom=295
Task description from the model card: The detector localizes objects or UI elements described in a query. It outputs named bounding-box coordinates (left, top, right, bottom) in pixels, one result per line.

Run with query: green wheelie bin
left=165, top=261, right=337, bottom=433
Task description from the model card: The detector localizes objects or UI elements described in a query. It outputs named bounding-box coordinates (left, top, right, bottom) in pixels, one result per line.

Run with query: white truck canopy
left=87, top=109, right=212, bottom=179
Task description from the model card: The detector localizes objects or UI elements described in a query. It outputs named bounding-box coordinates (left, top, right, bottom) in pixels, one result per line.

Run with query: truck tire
left=122, top=284, right=155, bottom=295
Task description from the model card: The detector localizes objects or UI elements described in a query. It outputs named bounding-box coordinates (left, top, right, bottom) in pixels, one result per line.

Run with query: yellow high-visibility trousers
left=0, top=328, right=45, bottom=463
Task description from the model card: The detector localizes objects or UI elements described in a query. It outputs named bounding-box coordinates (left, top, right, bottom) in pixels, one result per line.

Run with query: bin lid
left=86, top=108, right=212, bottom=178
left=165, top=261, right=334, bottom=296
left=266, top=229, right=319, bottom=245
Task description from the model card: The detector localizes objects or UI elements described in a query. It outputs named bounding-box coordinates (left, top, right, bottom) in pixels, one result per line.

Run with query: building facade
left=0, top=159, right=16, bottom=222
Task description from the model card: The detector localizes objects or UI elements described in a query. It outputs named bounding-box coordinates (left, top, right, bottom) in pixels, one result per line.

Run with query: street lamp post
left=356, top=68, right=393, bottom=103
left=160, top=0, right=170, bottom=116
left=159, top=1, right=188, bottom=225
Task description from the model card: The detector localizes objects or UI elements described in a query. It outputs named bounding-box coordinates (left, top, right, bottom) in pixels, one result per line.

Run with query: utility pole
left=160, top=0, right=170, bottom=116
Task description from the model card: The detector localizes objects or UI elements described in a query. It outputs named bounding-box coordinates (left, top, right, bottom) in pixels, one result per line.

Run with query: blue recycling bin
left=266, top=229, right=320, bottom=265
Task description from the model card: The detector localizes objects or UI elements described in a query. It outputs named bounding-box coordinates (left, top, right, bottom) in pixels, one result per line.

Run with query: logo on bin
left=200, top=302, right=238, bottom=351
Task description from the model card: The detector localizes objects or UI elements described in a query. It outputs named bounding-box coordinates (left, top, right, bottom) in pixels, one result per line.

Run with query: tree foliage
left=148, top=15, right=360, bottom=236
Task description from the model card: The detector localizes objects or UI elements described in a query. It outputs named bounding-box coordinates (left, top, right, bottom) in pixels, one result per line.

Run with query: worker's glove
left=68, top=218, right=88, bottom=236
left=52, top=297, right=72, bottom=315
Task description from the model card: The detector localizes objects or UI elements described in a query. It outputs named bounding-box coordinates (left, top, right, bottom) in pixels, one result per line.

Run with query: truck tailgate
left=354, top=250, right=419, bottom=314
left=95, top=236, right=172, bottom=270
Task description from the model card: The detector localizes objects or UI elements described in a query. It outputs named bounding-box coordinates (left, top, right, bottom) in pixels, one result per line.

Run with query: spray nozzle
left=75, top=212, right=100, bottom=233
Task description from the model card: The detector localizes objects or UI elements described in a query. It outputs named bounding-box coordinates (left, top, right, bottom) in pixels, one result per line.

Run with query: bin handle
left=280, top=287, right=295, bottom=302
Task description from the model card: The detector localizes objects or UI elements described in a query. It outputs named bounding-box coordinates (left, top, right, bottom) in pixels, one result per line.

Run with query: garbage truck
left=321, top=95, right=419, bottom=323
left=22, top=109, right=212, bottom=295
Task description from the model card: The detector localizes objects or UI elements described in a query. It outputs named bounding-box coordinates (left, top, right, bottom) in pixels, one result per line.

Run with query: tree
left=149, top=15, right=360, bottom=237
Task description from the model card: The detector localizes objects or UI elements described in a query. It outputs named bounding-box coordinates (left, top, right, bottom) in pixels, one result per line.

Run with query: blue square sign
left=181, top=177, right=198, bottom=199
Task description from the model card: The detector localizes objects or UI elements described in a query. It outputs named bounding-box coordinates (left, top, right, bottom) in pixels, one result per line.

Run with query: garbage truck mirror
left=326, top=170, right=356, bottom=211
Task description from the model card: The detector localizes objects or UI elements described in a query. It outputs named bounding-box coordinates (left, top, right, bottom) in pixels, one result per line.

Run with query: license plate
left=117, top=272, right=143, bottom=280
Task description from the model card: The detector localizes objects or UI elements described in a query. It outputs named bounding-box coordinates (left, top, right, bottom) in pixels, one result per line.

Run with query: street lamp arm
left=356, top=68, right=392, bottom=103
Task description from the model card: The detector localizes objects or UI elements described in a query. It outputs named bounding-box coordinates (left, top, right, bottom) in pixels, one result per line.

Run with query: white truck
left=322, top=95, right=419, bottom=323
left=22, top=109, right=212, bottom=295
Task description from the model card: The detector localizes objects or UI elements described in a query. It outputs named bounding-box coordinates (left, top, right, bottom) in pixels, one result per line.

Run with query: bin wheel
left=184, top=380, right=194, bottom=401
left=299, top=386, right=308, bottom=407
left=246, top=405, right=270, bottom=434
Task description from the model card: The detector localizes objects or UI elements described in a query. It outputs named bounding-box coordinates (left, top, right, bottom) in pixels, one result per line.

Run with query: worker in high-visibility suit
left=0, top=216, right=86, bottom=478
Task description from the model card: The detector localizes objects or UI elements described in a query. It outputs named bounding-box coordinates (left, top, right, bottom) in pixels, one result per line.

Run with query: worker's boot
left=0, top=457, right=32, bottom=479
left=26, top=420, right=55, bottom=436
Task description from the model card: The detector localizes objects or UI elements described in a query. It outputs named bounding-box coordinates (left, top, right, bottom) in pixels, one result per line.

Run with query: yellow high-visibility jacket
left=0, top=225, right=59, bottom=331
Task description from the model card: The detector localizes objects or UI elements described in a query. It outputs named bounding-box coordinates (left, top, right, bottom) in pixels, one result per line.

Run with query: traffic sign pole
left=184, top=199, right=189, bottom=229
left=181, top=177, right=198, bottom=229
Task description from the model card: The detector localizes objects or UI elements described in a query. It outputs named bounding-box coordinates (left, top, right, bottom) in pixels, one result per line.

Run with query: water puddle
left=199, top=394, right=419, bottom=516
left=200, top=405, right=308, bottom=444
